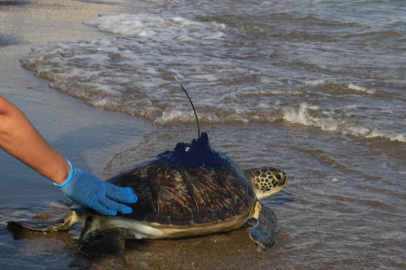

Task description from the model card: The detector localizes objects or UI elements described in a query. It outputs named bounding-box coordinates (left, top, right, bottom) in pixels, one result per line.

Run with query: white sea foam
left=280, top=102, right=406, bottom=143
left=282, top=103, right=320, bottom=126
left=24, top=37, right=406, bottom=143
left=282, top=103, right=340, bottom=132
left=347, top=83, right=376, bottom=94
left=345, top=126, right=406, bottom=143
left=19, top=7, right=406, bottom=145
left=85, top=14, right=226, bottom=41
left=367, top=129, right=406, bottom=142
left=304, top=80, right=326, bottom=86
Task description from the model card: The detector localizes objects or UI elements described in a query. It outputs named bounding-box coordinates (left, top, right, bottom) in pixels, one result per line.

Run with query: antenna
left=174, top=77, right=201, bottom=139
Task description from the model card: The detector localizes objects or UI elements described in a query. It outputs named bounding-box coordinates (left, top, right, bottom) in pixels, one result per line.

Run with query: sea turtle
left=10, top=132, right=286, bottom=257
left=8, top=82, right=287, bottom=259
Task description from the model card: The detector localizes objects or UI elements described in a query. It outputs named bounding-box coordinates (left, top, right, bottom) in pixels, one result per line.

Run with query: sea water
left=3, top=0, right=406, bottom=269
left=21, top=0, right=406, bottom=143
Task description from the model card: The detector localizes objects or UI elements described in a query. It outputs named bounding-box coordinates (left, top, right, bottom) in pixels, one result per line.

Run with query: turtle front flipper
left=248, top=202, right=277, bottom=248
left=244, top=167, right=287, bottom=200
left=77, top=215, right=127, bottom=262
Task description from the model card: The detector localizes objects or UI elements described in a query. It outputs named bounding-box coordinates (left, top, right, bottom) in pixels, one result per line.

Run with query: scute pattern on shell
left=108, top=157, right=256, bottom=226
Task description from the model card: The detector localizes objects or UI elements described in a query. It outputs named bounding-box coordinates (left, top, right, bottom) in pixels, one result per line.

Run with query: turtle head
left=244, top=167, right=287, bottom=200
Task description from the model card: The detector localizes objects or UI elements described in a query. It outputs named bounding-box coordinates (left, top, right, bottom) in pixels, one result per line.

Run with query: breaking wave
left=19, top=8, right=406, bottom=144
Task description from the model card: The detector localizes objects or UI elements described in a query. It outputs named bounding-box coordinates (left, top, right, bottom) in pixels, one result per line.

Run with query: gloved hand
left=54, top=160, right=137, bottom=215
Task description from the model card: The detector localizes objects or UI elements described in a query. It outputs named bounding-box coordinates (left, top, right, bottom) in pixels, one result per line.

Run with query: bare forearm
left=0, top=95, right=69, bottom=184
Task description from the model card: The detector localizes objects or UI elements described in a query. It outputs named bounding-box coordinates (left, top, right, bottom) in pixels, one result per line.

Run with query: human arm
left=0, top=95, right=70, bottom=184
left=0, top=95, right=137, bottom=215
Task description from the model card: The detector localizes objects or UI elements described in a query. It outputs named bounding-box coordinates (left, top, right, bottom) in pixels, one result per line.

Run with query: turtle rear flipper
left=8, top=211, right=77, bottom=234
left=248, top=202, right=277, bottom=248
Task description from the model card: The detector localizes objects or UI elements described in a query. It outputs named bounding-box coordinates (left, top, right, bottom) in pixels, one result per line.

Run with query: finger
left=105, top=184, right=138, bottom=204
left=91, top=202, right=117, bottom=216
left=99, top=197, right=133, bottom=214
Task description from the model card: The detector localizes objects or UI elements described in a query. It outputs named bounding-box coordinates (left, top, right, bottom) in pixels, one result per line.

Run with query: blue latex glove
left=54, top=160, right=137, bottom=215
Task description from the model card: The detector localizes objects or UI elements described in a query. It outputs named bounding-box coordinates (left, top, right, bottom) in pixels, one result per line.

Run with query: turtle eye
left=273, top=172, right=285, bottom=182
